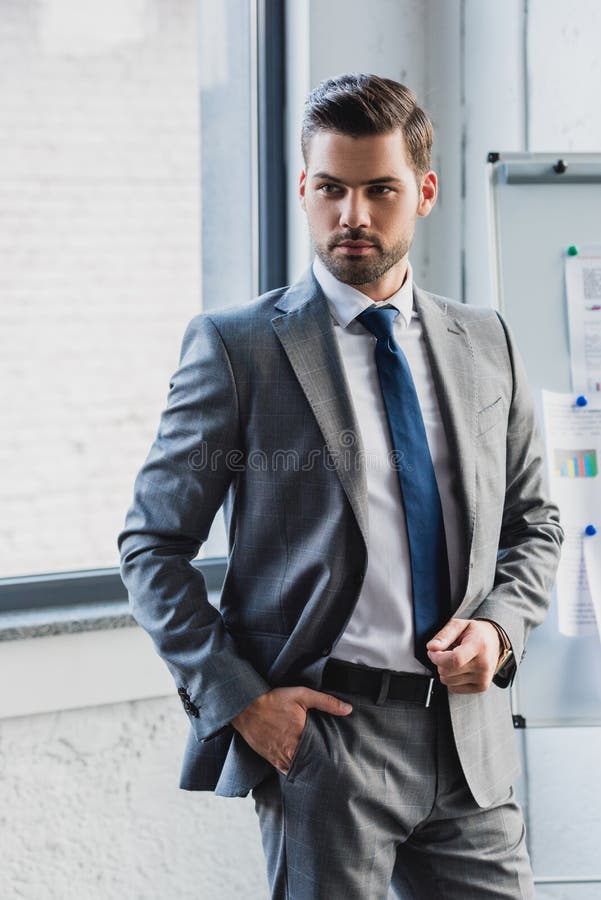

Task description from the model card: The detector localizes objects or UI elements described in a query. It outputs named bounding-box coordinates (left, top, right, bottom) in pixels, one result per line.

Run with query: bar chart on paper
left=554, top=448, right=598, bottom=478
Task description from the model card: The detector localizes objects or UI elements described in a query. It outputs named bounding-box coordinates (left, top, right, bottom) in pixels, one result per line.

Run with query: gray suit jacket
left=118, top=265, right=563, bottom=808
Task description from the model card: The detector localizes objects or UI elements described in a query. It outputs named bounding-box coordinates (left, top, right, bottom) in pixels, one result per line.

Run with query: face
left=299, top=129, right=437, bottom=300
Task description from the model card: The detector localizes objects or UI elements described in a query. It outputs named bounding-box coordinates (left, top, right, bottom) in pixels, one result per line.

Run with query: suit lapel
left=271, top=269, right=477, bottom=606
left=271, top=267, right=369, bottom=550
left=413, top=285, right=477, bottom=606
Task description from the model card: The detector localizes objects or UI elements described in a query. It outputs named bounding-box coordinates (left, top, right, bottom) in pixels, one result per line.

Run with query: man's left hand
left=426, top=619, right=501, bottom=694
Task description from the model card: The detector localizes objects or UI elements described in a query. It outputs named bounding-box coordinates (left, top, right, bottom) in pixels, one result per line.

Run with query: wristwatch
left=490, top=621, right=514, bottom=675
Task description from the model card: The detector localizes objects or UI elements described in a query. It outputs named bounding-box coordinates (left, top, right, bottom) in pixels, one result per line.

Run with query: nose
left=339, top=192, right=371, bottom=230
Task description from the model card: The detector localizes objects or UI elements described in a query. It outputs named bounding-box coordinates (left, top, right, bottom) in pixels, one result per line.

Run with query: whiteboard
left=487, top=152, right=601, bottom=726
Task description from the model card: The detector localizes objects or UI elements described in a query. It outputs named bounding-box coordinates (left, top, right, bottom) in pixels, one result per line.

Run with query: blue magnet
left=585, top=525, right=597, bottom=536
left=576, top=395, right=588, bottom=407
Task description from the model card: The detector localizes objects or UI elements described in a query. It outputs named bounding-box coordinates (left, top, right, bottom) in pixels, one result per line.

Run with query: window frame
left=257, top=0, right=287, bottom=293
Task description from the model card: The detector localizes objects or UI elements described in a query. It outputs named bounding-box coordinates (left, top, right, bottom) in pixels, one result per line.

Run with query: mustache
left=329, top=233, right=381, bottom=249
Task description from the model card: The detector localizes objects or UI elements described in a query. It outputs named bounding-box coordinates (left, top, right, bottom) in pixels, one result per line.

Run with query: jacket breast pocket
left=476, top=395, right=505, bottom=437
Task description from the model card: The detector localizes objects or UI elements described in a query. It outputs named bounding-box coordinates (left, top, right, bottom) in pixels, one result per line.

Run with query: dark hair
left=301, top=73, right=433, bottom=178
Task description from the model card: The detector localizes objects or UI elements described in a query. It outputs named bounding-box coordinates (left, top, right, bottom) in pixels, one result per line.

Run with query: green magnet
left=567, top=245, right=579, bottom=256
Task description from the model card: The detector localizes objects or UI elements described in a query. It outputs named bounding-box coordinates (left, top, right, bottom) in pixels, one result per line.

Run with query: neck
left=352, top=258, right=409, bottom=303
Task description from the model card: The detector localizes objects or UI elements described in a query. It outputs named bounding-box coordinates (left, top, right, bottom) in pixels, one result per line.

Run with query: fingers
left=429, top=620, right=501, bottom=695
left=275, top=721, right=308, bottom=776
left=427, top=617, right=469, bottom=651
left=428, top=639, right=479, bottom=674
left=272, top=688, right=353, bottom=775
left=235, top=686, right=353, bottom=776
left=260, top=732, right=302, bottom=776
left=438, top=659, right=495, bottom=693
left=297, top=687, right=353, bottom=715
left=442, top=671, right=489, bottom=688
left=429, top=623, right=494, bottom=693
left=274, top=747, right=294, bottom=776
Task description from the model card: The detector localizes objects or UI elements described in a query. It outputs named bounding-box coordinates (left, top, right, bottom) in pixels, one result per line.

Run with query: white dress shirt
left=312, top=254, right=462, bottom=676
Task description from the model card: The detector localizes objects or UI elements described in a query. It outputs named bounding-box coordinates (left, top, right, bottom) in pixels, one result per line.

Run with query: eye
left=369, top=185, right=392, bottom=194
left=318, top=183, right=342, bottom=194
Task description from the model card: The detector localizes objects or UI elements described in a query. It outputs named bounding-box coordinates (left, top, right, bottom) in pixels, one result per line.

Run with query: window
left=0, top=0, right=285, bottom=601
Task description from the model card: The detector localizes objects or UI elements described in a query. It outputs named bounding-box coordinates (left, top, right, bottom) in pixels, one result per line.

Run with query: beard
left=312, top=227, right=415, bottom=286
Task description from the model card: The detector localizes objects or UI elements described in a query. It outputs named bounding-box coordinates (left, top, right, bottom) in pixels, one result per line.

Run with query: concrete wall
left=0, top=695, right=267, bottom=899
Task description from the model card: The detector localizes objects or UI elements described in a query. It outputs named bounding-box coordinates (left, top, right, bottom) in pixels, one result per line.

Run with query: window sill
left=0, top=592, right=221, bottom=721
left=0, top=600, right=134, bottom=642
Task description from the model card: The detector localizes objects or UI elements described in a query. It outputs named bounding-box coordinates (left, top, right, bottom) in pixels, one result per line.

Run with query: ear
left=299, top=169, right=307, bottom=210
left=417, top=170, right=438, bottom=218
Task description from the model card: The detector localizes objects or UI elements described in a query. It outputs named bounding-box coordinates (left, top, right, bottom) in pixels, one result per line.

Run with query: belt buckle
left=424, top=677, right=435, bottom=708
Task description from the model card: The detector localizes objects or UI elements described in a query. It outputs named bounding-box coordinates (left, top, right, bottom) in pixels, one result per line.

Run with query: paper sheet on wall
left=583, top=529, right=601, bottom=639
left=542, top=390, right=601, bottom=638
left=565, top=246, right=601, bottom=395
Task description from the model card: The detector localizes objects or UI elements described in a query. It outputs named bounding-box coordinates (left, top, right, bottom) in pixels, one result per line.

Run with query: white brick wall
left=0, top=0, right=208, bottom=577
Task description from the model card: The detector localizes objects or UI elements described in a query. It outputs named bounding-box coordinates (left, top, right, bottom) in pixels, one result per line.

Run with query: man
left=118, top=74, right=563, bottom=898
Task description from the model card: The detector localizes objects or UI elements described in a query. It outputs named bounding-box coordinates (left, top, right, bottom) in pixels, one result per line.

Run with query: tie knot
left=356, top=305, right=399, bottom=341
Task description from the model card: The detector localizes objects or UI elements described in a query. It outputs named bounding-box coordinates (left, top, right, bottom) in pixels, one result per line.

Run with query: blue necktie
left=356, top=304, right=451, bottom=671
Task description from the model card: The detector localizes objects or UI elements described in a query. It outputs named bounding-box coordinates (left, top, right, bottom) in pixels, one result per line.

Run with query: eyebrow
left=311, top=172, right=403, bottom=186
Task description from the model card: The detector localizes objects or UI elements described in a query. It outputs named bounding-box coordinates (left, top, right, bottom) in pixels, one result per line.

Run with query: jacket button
left=182, top=698, right=200, bottom=717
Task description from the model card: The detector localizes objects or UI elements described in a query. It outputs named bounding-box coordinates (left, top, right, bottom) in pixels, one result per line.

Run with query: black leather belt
left=322, top=657, right=446, bottom=707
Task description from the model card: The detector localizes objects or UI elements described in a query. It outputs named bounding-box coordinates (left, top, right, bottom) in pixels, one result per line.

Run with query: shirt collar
left=312, top=254, right=414, bottom=330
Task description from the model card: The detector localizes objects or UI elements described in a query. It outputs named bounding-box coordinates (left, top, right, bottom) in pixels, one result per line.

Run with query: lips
left=336, top=241, right=376, bottom=256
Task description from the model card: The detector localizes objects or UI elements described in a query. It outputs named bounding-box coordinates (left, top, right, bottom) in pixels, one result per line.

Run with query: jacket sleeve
left=471, top=310, right=564, bottom=688
left=117, top=314, right=271, bottom=742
